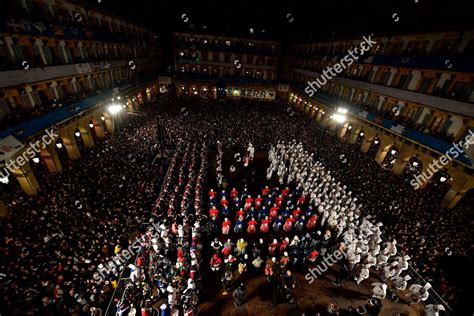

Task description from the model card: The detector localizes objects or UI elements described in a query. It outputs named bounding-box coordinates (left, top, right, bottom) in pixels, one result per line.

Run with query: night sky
left=86, top=0, right=474, bottom=40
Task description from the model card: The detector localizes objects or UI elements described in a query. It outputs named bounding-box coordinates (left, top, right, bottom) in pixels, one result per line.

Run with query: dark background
left=84, top=0, right=474, bottom=68
left=86, top=0, right=474, bottom=39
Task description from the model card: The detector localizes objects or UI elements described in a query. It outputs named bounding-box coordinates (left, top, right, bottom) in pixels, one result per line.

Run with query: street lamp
left=32, top=157, right=40, bottom=164
left=108, top=104, right=123, bottom=115
left=319, top=108, right=347, bottom=145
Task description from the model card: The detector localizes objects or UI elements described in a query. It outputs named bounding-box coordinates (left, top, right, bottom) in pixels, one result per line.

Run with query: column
left=61, top=131, right=81, bottom=160
left=40, top=144, right=63, bottom=173
left=360, top=130, right=376, bottom=153
left=12, top=162, right=40, bottom=195
left=0, top=200, right=7, bottom=218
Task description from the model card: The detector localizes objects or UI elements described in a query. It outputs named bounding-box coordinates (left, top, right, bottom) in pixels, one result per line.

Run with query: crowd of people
left=0, top=93, right=471, bottom=314
left=0, top=100, right=168, bottom=315
left=115, top=142, right=208, bottom=315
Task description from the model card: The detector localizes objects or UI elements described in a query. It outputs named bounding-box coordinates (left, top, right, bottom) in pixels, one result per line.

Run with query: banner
left=226, top=87, right=276, bottom=100
left=0, top=136, right=24, bottom=165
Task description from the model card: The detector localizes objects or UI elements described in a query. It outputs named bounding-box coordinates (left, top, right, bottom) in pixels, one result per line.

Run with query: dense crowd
left=0, top=100, right=167, bottom=315
left=151, top=95, right=470, bottom=311
left=0, top=94, right=471, bottom=314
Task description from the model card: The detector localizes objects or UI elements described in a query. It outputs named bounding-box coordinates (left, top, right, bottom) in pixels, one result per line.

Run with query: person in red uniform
left=220, top=196, right=228, bottom=207
left=208, top=189, right=217, bottom=199
left=269, top=204, right=279, bottom=218
left=308, top=249, right=320, bottom=263
left=275, top=195, right=284, bottom=206
left=247, top=218, right=257, bottom=234
left=236, top=208, right=245, bottom=219
left=283, top=215, right=295, bottom=232
left=231, top=188, right=239, bottom=198
left=306, top=214, right=318, bottom=230
left=210, top=254, right=222, bottom=271
left=292, top=207, right=301, bottom=218
left=259, top=216, right=272, bottom=233
left=279, top=237, right=290, bottom=254
left=254, top=195, right=263, bottom=209
left=209, top=206, right=219, bottom=221
left=297, top=195, right=305, bottom=206
left=281, top=187, right=290, bottom=197
left=222, top=217, right=231, bottom=235
left=262, top=186, right=270, bottom=196
left=244, top=196, right=253, bottom=210
left=268, top=239, right=279, bottom=256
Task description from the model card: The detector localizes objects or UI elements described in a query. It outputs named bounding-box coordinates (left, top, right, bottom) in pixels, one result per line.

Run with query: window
left=419, top=77, right=434, bottom=93
left=0, top=99, right=10, bottom=119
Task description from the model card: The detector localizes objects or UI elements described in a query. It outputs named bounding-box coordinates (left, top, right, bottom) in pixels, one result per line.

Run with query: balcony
left=0, top=76, right=154, bottom=141
left=293, top=84, right=473, bottom=166
left=177, top=58, right=276, bottom=70
left=0, top=18, right=150, bottom=46
left=294, top=68, right=474, bottom=117
left=0, top=58, right=152, bottom=88
left=175, top=41, right=278, bottom=56
left=290, top=51, right=474, bottom=73
left=178, top=73, right=274, bottom=85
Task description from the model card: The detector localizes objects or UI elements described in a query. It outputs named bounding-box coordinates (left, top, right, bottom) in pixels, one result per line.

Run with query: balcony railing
left=0, top=18, right=150, bottom=45
left=289, top=52, right=474, bottom=73
left=175, top=41, right=278, bottom=56
left=293, top=84, right=473, bottom=166
left=0, top=76, right=154, bottom=140
left=294, top=68, right=474, bottom=117
left=0, top=58, right=151, bottom=88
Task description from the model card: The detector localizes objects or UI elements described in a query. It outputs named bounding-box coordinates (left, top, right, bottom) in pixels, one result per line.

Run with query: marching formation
left=116, top=142, right=208, bottom=315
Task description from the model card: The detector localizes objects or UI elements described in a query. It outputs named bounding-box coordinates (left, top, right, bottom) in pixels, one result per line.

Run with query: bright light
left=32, top=157, right=40, bottom=164
left=117, top=96, right=121, bottom=100
left=332, top=113, right=347, bottom=123
left=440, top=176, right=447, bottom=183
left=101, top=115, right=105, bottom=121
left=108, top=104, right=123, bottom=115
left=360, top=132, right=365, bottom=136
left=391, top=149, right=397, bottom=155
left=0, top=175, right=9, bottom=184
left=75, top=131, right=81, bottom=137
left=193, top=91, right=198, bottom=95
left=56, top=143, right=63, bottom=149
left=89, top=123, right=94, bottom=129
left=374, top=140, right=379, bottom=144
left=348, top=125, right=352, bottom=130
left=122, top=104, right=126, bottom=109
left=337, top=108, right=348, bottom=114
left=412, top=161, right=419, bottom=167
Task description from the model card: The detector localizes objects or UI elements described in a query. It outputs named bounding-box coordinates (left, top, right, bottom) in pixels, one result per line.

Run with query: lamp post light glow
left=413, top=161, right=419, bottom=167
left=101, top=115, right=105, bottom=121
left=360, top=132, right=365, bottom=137
left=391, top=149, right=397, bottom=155
left=32, top=157, right=40, bottom=164
left=56, top=143, right=63, bottom=149
left=332, top=113, right=347, bottom=123
left=75, top=131, right=81, bottom=138
left=440, top=176, right=447, bottom=183
left=108, top=104, right=123, bottom=115
left=89, top=123, right=94, bottom=129
left=337, top=108, right=348, bottom=114
left=374, top=140, right=379, bottom=145
left=348, top=125, right=352, bottom=130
